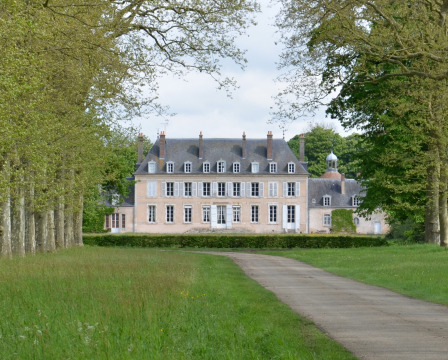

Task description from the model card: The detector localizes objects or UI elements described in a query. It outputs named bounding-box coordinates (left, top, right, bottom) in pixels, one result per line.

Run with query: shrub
left=331, top=209, right=356, bottom=233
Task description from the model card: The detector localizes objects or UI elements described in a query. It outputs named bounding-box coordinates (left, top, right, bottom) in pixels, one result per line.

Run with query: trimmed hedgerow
left=83, top=233, right=387, bottom=249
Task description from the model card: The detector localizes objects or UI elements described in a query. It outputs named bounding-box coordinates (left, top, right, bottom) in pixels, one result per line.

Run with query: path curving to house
left=199, top=252, right=448, bottom=360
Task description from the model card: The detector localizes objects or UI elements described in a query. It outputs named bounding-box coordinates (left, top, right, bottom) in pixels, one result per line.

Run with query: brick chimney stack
left=267, top=131, right=273, bottom=160
left=199, top=131, right=203, bottom=159
left=137, top=132, right=144, bottom=163
left=341, top=173, right=346, bottom=194
left=242, top=132, right=247, bottom=159
left=299, top=134, right=305, bottom=162
left=159, top=131, right=166, bottom=159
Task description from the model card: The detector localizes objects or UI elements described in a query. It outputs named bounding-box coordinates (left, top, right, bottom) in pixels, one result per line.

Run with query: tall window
left=166, top=205, right=174, bottom=223
left=217, top=160, right=226, bottom=173
left=148, top=161, right=156, bottom=173
left=251, top=205, right=259, bottom=223
left=287, top=182, right=295, bottom=196
left=184, top=206, right=192, bottom=223
left=233, top=162, right=240, bottom=173
left=148, top=205, right=156, bottom=223
left=251, top=182, right=259, bottom=197
left=218, top=182, right=226, bottom=197
left=323, top=213, right=331, bottom=226
left=111, top=213, right=120, bottom=228
left=203, top=162, right=210, bottom=173
left=184, top=162, right=192, bottom=173
left=217, top=205, right=226, bottom=224
left=166, top=182, right=174, bottom=197
left=202, top=206, right=210, bottom=223
left=233, top=206, right=241, bottom=223
left=323, top=196, right=331, bottom=206
left=269, top=182, right=278, bottom=197
left=288, top=162, right=296, bottom=174
left=251, top=162, right=259, bottom=173
left=203, top=182, right=211, bottom=196
left=167, top=162, right=174, bottom=173
left=287, top=205, right=295, bottom=223
left=233, top=182, right=241, bottom=197
left=269, top=205, right=277, bottom=223
left=269, top=163, right=277, bottom=173
left=184, top=182, right=192, bottom=197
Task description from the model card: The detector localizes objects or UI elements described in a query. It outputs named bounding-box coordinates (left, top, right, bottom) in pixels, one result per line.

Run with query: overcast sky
left=133, top=1, right=346, bottom=143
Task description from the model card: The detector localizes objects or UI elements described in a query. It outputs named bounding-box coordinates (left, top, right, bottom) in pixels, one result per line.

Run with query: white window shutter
left=198, top=182, right=203, bottom=197
left=283, top=182, right=287, bottom=197
left=247, top=182, right=251, bottom=197
left=147, top=181, right=157, bottom=197
left=192, top=182, right=197, bottom=197
left=259, top=182, right=264, bottom=197
left=296, top=182, right=300, bottom=197
left=274, top=182, right=278, bottom=197
left=211, top=205, right=218, bottom=228
left=161, top=182, right=166, bottom=197
left=174, top=182, right=180, bottom=197
left=226, top=205, right=233, bottom=229
left=295, top=205, right=300, bottom=229
left=282, top=205, right=287, bottom=229
left=241, top=182, right=245, bottom=197
left=212, top=182, right=218, bottom=197
left=182, top=182, right=185, bottom=197
left=226, top=182, right=232, bottom=197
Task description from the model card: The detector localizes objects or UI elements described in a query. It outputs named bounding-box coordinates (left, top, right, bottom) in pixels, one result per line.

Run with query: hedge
left=83, top=233, right=388, bottom=249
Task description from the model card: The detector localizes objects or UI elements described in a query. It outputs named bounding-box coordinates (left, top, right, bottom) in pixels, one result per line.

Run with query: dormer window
left=288, top=162, right=296, bottom=174
left=203, top=162, right=210, bottom=173
left=251, top=162, right=259, bottom=173
left=233, top=162, right=240, bottom=173
left=167, top=161, right=174, bottom=173
left=323, top=195, right=331, bottom=206
left=269, top=162, right=277, bottom=173
left=148, top=161, right=156, bottom=174
left=352, top=196, right=360, bottom=207
left=217, top=160, right=226, bottom=173
left=184, top=161, right=192, bottom=173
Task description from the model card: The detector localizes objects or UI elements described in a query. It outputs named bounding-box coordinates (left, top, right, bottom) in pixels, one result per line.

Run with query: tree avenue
left=0, top=0, right=258, bottom=257
left=275, top=0, right=448, bottom=245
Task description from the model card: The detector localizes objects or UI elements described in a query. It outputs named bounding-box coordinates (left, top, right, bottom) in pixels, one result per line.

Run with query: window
left=251, top=182, right=259, bottom=197
left=121, top=214, right=126, bottom=228
left=217, top=160, right=226, bottom=173
left=184, top=206, right=192, bottom=223
left=148, top=205, right=156, bottom=223
left=203, top=162, right=210, bottom=173
left=251, top=205, right=259, bottom=223
left=354, top=217, right=360, bottom=226
left=233, top=206, right=241, bottom=223
left=233, top=182, right=241, bottom=197
left=251, top=162, right=259, bottom=173
left=148, top=161, right=156, bottom=173
left=288, top=162, right=296, bottom=174
left=184, top=162, right=192, bottom=173
left=167, top=162, right=174, bottom=173
left=287, top=205, right=295, bottom=223
left=218, top=182, right=226, bottom=197
left=323, top=213, right=331, bottom=226
left=268, top=182, right=278, bottom=197
left=352, top=196, right=360, bottom=207
left=217, top=205, right=226, bottom=224
left=202, top=206, right=210, bottom=223
left=166, top=205, right=174, bottom=223
left=111, top=213, right=120, bottom=228
left=287, top=182, right=295, bottom=196
left=269, top=163, right=277, bottom=173
left=184, top=182, right=192, bottom=197
left=269, top=205, right=277, bottom=223
left=202, top=182, right=211, bottom=197
left=233, top=162, right=240, bottom=173
left=166, top=182, right=174, bottom=197
left=323, top=195, right=331, bottom=206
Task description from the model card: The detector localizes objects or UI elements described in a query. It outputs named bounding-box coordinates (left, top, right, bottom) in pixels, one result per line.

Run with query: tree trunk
left=64, top=204, right=74, bottom=248
left=73, top=194, right=83, bottom=246
left=35, top=211, right=48, bottom=253
left=54, top=198, right=65, bottom=249
left=1, top=195, right=12, bottom=258
left=11, top=185, right=26, bottom=256
left=425, top=142, right=440, bottom=244
left=46, top=210, right=56, bottom=252
left=25, top=182, right=36, bottom=255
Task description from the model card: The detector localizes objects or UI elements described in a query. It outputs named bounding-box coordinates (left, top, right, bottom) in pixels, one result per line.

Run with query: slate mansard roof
left=135, top=137, right=308, bottom=175
left=308, top=178, right=362, bottom=208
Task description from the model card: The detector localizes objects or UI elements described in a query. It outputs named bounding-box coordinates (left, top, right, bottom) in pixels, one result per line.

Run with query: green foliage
left=83, top=233, right=388, bottom=248
left=386, top=218, right=425, bottom=244
left=331, top=209, right=356, bottom=233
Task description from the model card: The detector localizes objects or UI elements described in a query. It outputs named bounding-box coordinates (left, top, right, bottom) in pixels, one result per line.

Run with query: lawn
left=0, top=247, right=356, bottom=359
left=261, top=244, right=448, bottom=306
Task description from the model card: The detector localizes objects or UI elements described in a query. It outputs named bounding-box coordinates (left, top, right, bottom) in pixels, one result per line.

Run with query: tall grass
left=261, top=244, right=448, bottom=306
left=0, top=247, right=356, bottom=359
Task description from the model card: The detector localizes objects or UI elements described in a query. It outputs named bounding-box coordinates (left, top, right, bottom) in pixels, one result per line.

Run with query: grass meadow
left=261, top=244, right=448, bottom=306
left=0, top=247, right=356, bottom=360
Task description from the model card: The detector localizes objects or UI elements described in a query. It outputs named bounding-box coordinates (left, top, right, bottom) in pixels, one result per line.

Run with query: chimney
left=137, top=132, right=144, bottom=163
left=242, top=132, right=247, bottom=159
left=299, top=134, right=305, bottom=162
left=341, top=173, right=346, bottom=194
left=159, top=131, right=166, bottom=159
left=267, top=131, right=273, bottom=160
left=199, top=131, right=203, bottom=159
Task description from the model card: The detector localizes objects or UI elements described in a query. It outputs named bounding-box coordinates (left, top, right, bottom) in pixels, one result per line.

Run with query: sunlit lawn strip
left=260, top=244, right=448, bottom=306
left=0, top=247, right=356, bottom=359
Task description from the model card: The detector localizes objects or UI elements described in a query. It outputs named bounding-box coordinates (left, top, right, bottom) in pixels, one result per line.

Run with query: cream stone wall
left=134, top=174, right=308, bottom=233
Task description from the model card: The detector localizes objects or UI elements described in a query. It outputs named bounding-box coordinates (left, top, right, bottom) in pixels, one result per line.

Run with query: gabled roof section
left=308, top=178, right=362, bottom=208
left=135, top=137, right=308, bottom=175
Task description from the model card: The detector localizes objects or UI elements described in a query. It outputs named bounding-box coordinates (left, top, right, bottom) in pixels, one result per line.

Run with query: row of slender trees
left=0, top=0, right=258, bottom=257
